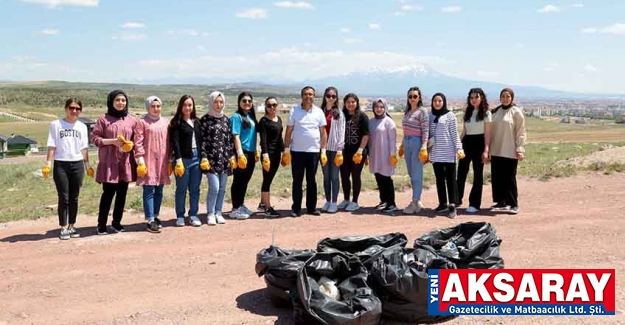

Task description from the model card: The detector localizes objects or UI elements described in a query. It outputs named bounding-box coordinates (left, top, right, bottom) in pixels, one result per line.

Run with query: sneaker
left=326, top=203, right=338, bottom=213
left=434, top=205, right=449, bottom=213
left=382, top=204, right=399, bottom=214
left=345, top=202, right=360, bottom=212
left=490, top=203, right=507, bottom=211
left=59, top=228, right=70, bottom=240
left=231, top=209, right=250, bottom=220
left=466, top=206, right=479, bottom=213
left=337, top=200, right=350, bottom=210
left=207, top=214, right=217, bottom=226
left=375, top=202, right=387, bottom=210
left=403, top=200, right=422, bottom=214
left=447, top=206, right=457, bottom=219
left=111, top=224, right=125, bottom=233
left=154, top=216, right=163, bottom=229
left=290, top=210, right=302, bottom=218
left=241, top=204, right=254, bottom=216
left=307, top=209, right=322, bottom=216
left=147, top=220, right=161, bottom=233
left=509, top=206, right=520, bottom=215
left=97, top=226, right=108, bottom=235
left=265, top=207, right=281, bottom=218
left=190, top=216, right=202, bottom=227
left=176, top=217, right=185, bottom=227
left=321, top=201, right=331, bottom=212
left=257, top=203, right=266, bottom=212
left=68, top=226, right=80, bottom=238
left=215, top=213, right=226, bottom=224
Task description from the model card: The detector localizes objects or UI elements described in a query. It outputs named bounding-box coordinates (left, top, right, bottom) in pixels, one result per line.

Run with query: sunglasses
left=325, top=94, right=337, bottom=99
left=408, top=95, right=419, bottom=99
left=68, top=106, right=82, bottom=111
left=241, top=99, right=252, bottom=104
left=266, top=103, right=278, bottom=108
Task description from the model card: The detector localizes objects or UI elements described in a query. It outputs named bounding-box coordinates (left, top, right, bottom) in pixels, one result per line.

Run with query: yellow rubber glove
left=137, top=163, right=147, bottom=178
left=334, top=151, right=344, bottom=167
left=117, top=133, right=134, bottom=153
left=352, top=149, right=364, bottom=164
left=320, top=150, right=328, bottom=167
left=86, top=167, right=94, bottom=178
left=174, top=159, right=185, bottom=177
left=237, top=154, right=248, bottom=169
left=262, top=154, right=270, bottom=172
left=281, top=150, right=291, bottom=166
left=255, top=150, right=261, bottom=162
left=168, top=162, right=173, bottom=176
left=390, top=155, right=398, bottom=167
left=418, top=147, right=429, bottom=163
left=457, top=150, right=466, bottom=160
left=200, top=158, right=210, bottom=171
left=42, top=161, right=51, bottom=180
left=229, top=156, right=237, bottom=169
left=398, top=143, right=405, bottom=158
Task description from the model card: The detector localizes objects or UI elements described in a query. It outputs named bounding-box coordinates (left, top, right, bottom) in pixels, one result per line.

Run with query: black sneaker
left=434, top=205, right=449, bottom=213
left=447, top=206, right=457, bottom=219
left=97, top=226, right=108, bottom=235
left=491, top=203, right=507, bottom=211
left=508, top=206, right=520, bottom=215
left=111, top=223, right=125, bottom=233
left=375, top=202, right=387, bottom=210
left=382, top=204, right=398, bottom=214
left=265, top=207, right=281, bottom=218
left=290, top=210, right=302, bottom=218
left=257, top=203, right=266, bottom=212
left=147, top=220, right=161, bottom=233
left=307, top=209, right=321, bottom=216
left=154, top=217, right=163, bottom=229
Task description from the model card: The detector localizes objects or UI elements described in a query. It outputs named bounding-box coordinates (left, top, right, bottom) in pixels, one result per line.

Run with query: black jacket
left=170, top=119, right=202, bottom=160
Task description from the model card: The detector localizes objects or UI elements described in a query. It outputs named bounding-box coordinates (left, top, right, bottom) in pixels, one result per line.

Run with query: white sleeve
left=46, top=121, right=57, bottom=147
left=81, top=123, right=89, bottom=150
left=287, top=108, right=295, bottom=126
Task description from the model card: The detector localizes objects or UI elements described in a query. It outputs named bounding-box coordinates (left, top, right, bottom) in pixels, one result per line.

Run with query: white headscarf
left=207, top=91, right=225, bottom=118
left=144, top=95, right=162, bottom=119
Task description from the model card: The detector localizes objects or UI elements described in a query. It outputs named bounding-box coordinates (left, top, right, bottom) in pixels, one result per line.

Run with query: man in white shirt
left=282, top=86, right=328, bottom=217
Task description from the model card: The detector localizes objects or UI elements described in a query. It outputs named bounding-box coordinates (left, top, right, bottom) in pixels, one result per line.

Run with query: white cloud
left=581, top=27, right=598, bottom=34
left=515, top=43, right=525, bottom=49
left=543, top=62, right=560, bottom=72
left=537, top=5, right=561, bottom=13
left=39, top=28, right=59, bottom=35
left=477, top=70, right=500, bottom=78
left=369, top=23, right=380, bottom=30
left=236, top=8, right=267, bottom=19
left=584, top=64, right=598, bottom=72
left=401, top=4, right=423, bottom=11
left=197, top=45, right=206, bottom=51
left=340, top=28, right=350, bottom=33
left=394, top=11, right=405, bottom=16
left=343, top=38, right=362, bottom=44
left=580, top=23, right=625, bottom=35
left=11, top=55, right=36, bottom=63
left=441, top=6, right=461, bottom=13
left=114, top=33, right=146, bottom=41
left=273, top=1, right=313, bottom=9
left=572, top=3, right=584, bottom=7
left=15, top=0, right=98, bottom=7
left=120, top=22, right=145, bottom=29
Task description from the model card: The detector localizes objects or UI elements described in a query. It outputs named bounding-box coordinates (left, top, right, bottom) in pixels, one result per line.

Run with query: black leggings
left=340, top=150, right=366, bottom=203
left=261, top=152, right=281, bottom=192
left=491, top=156, right=519, bottom=208
left=374, top=173, right=395, bottom=207
left=98, top=181, right=130, bottom=227
left=231, top=151, right=256, bottom=208
left=457, top=134, right=485, bottom=208
left=433, top=162, right=458, bottom=207
left=53, top=160, right=84, bottom=226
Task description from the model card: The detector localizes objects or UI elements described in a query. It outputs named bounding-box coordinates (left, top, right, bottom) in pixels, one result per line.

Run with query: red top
left=325, top=109, right=333, bottom=134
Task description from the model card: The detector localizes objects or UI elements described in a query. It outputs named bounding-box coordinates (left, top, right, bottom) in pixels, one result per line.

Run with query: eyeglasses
left=325, top=94, right=337, bottom=99
left=267, top=103, right=278, bottom=108
left=241, top=99, right=252, bottom=104
left=68, top=106, right=82, bottom=111
left=408, top=95, right=419, bottom=99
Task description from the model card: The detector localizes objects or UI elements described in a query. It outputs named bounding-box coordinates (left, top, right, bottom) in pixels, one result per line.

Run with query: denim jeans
left=404, top=136, right=424, bottom=201
left=321, top=151, right=340, bottom=203
left=143, top=185, right=164, bottom=221
left=175, top=148, right=201, bottom=219
left=206, top=172, right=228, bottom=215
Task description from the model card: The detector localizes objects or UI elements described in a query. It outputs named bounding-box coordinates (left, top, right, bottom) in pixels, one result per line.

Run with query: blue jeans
left=206, top=172, right=228, bottom=215
left=175, top=148, right=201, bottom=219
left=404, top=136, right=424, bottom=201
left=143, top=185, right=164, bottom=221
left=322, top=151, right=340, bottom=203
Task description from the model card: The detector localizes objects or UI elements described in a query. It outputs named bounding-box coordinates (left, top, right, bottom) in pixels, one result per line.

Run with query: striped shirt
left=402, top=107, right=429, bottom=139
left=325, top=110, right=346, bottom=152
left=429, top=112, right=463, bottom=163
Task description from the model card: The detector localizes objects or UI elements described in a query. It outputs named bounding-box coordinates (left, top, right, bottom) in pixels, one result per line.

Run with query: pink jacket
left=91, top=114, right=137, bottom=184
left=134, top=116, right=171, bottom=186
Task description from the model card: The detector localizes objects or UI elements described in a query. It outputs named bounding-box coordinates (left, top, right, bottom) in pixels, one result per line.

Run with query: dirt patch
left=0, top=173, right=624, bottom=324
left=557, top=144, right=625, bottom=167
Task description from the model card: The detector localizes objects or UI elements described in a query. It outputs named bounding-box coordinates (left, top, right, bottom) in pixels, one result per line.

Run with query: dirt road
left=0, top=173, right=624, bottom=325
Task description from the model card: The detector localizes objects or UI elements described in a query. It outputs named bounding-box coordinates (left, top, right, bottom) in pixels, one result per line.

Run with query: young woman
left=490, top=88, right=526, bottom=215
left=257, top=96, right=285, bottom=218
left=428, top=92, right=464, bottom=219
left=337, top=93, right=369, bottom=212
left=92, top=90, right=137, bottom=235
left=200, top=91, right=234, bottom=225
left=456, top=88, right=492, bottom=213
left=170, top=94, right=203, bottom=227
left=230, top=91, right=259, bottom=220
left=320, top=87, right=345, bottom=213
left=399, top=86, right=429, bottom=214
left=134, top=96, right=170, bottom=233
left=43, top=98, right=93, bottom=240
left=368, top=98, right=399, bottom=214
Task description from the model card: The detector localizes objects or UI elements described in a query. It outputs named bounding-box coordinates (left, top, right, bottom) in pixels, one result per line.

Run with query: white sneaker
left=466, top=206, right=479, bottom=213
left=176, top=217, right=185, bottom=227
left=345, top=202, right=360, bottom=212
left=216, top=213, right=226, bottom=224
left=207, top=214, right=217, bottom=226
left=241, top=204, right=253, bottom=216
left=231, top=209, right=250, bottom=220
left=403, top=200, right=422, bottom=214
left=327, top=202, right=338, bottom=213
left=321, top=201, right=331, bottom=212
left=337, top=200, right=351, bottom=210
left=190, top=216, right=202, bottom=227
left=417, top=200, right=424, bottom=210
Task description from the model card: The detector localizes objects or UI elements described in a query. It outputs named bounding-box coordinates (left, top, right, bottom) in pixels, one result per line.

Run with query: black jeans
left=53, top=160, right=84, bottom=226
left=231, top=151, right=256, bottom=209
left=457, top=134, right=485, bottom=209
left=340, top=150, right=366, bottom=203
left=261, top=151, right=281, bottom=192
left=98, top=182, right=130, bottom=228
left=433, top=162, right=458, bottom=207
left=374, top=173, right=395, bottom=207
left=291, top=151, right=320, bottom=213
left=491, top=156, right=519, bottom=208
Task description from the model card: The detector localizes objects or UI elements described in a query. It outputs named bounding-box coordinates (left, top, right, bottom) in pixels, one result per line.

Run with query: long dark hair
left=170, top=94, right=197, bottom=126
left=237, top=91, right=258, bottom=129
left=464, top=88, right=489, bottom=122
left=404, top=86, right=423, bottom=115
left=321, top=86, right=340, bottom=119
left=342, top=93, right=361, bottom=129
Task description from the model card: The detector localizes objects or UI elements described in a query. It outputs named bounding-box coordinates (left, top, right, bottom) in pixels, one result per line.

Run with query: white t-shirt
left=464, top=110, right=493, bottom=135
left=46, top=119, right=89, bottom=161
left=186, top=119, right=197, bottom=149
left=288, top=104, right=327, bottom=152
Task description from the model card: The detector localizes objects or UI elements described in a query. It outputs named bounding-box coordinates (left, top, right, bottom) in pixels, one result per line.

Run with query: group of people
left=43, top=85, right=526, bottom=240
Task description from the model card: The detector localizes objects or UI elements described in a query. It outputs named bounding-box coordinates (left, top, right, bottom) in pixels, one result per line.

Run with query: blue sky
left=1, top=0, right=624, bottom=94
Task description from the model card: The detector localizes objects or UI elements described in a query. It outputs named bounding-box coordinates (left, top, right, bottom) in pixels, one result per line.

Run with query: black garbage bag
left=317, top=233, right=408, bottom=267
left=255, top=246, right=315, bottom=306
left=294, top=251, right=382, bottom=325
left=413, top=222, right=504, bottom=269
left=369, top=246, right=458, bottom=324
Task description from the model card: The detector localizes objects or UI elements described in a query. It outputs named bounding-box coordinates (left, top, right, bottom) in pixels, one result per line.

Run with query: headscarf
left=144, top=95, right=162, bottom=120
left=499, top=87, right=515, bottom=110
left=372, top=98, right=390, bottom=119
left=207, top=91, right=225, bottom=118
left=106, top=90, right=129, bottom=119
left=431, top=92, right=449, bottom=123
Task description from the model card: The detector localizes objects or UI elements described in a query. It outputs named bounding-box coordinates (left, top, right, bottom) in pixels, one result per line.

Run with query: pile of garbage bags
left=254, top=222, right=504, bottom=325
